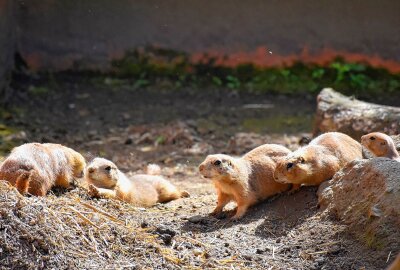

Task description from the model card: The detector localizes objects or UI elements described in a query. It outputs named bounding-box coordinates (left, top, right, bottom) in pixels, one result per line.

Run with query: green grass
left=107, top=47, right=400, bottom=98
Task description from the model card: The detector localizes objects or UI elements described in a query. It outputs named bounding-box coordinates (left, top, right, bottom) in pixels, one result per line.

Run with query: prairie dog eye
left=105, top=166, right=112, bottom=171
left=300, top=157, right=305, bottom=164
left=213, top=160, right=221, bottom=166
left=370, top=136, right=376, bottom=141
left=287, top=163, right=294, bottom=170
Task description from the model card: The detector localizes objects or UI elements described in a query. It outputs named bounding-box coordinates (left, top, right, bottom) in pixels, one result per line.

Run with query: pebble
left=242, top=253, right=253, bottom=261
left=160, top=234, right=172, bottom=245
left=124, top=138, right=133, bottom=144
left=256, top=248, right=264, bottom=254
left=188, top=215, right=205, bottom=224
left=140, top=221, right=148, bottom=228
left=193, top=248, right=203, bottom=256
left=155, top=225, right=177, bottom=237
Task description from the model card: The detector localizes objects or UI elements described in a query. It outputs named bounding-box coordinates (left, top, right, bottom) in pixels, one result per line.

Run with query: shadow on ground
left=180, top=187, right=317, bottom=235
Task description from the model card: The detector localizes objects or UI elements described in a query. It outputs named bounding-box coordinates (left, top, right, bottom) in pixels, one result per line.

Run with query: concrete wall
left=12, top=0, right=400, bottom=72
left=0, top=0, right=15, bottom=96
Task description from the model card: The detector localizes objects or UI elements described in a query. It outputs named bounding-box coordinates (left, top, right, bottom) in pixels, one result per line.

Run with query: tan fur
left=198, top=144, right=292, bottom=220
left=0, top=143, right=86, bottom=196
left=361, top=132, right=400, bottom=161
left=387, top=253, right=400, bottom=270
left=85, top=158, right=189, bottom=207
left=274, top=132, right=362, bottom=186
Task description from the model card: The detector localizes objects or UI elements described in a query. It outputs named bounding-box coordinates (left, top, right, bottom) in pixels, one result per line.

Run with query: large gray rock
left=318, top=158, right=400, bottom=251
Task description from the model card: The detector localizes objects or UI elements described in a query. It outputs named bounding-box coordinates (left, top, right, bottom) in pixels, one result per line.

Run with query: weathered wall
left=0, top=0, right=15, bottom=97
left=15, top=0, right=400, bottom=72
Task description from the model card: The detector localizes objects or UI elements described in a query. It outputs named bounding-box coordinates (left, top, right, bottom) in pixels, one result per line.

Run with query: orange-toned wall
left=8, top=0, right=400, bottom=73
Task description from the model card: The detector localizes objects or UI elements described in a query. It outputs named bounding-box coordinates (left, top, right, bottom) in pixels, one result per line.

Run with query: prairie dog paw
left=88, top=184, right=100, bottom=198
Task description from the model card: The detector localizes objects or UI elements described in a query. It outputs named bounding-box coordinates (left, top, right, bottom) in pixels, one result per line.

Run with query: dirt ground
left=0, top=74, right=394, bottom=269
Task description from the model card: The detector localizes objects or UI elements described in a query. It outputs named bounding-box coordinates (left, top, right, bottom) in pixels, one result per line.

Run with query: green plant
left=28, top=86, right=50, bottom=96
left=226, top=75, right=241, bottom=89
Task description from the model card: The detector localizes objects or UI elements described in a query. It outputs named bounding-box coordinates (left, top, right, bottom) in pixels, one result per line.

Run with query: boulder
left=318, top=158, right=400, bottom=252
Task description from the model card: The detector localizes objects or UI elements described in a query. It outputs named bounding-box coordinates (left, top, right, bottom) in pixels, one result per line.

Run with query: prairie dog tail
left=146, top=164, right=162, bottom=175
left=148, top=176, right=190, bottom=202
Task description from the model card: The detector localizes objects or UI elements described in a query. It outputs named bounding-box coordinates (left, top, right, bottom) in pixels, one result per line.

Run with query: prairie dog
left=274, top=132, right=362, bottom=186
left=361, top=132, right=400, bottom=161
left=0, top=143, right=86, bottom=196
left=85, top=158, right=189, bottom=206
left=199, top=144, right=293, bottom=220
left=387, top=253, right=400, bottom=270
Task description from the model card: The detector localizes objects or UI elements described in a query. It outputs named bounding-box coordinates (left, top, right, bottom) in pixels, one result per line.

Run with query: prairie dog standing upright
left=199, top=144, right=293, bottom=220
left=0, top=143, right=86, bottom=196
left=85, top=158, right=189, bottom=206
left=274, top=132, right=362, bottom=186
left=361, top=132, right=400, bottom=161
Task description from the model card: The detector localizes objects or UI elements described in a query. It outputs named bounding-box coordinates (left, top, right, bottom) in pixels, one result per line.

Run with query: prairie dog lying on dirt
left=199, top=144, right=293, bottom=220
left=361, top=132, right=400, bottom=161
left=274, top=132, right=362, bottom=186
left=85, top=158, right=189, bottom=206
left=0, top=143, right=86, bottom=196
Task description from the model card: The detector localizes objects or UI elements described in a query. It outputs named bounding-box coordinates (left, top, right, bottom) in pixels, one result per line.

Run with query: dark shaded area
left=5, top=73, right=315, bottom=145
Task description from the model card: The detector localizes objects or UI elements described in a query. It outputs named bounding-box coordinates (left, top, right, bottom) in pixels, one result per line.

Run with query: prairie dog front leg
left=88, top=184, right=117, bottom=199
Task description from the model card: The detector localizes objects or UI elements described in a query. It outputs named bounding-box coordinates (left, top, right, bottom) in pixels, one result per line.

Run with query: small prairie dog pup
left=0, top=143, right=86, bottom=196
left=274, top=132, right=362, bottom=186
left=85, top=158, right=189, bottom=207
left=199, top=144, right=293, bottom=220
left=361, top=132, right=400, bottom=161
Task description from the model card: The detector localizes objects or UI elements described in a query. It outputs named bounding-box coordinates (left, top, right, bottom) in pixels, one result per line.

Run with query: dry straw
left=0, top=181, right=248, bottom=269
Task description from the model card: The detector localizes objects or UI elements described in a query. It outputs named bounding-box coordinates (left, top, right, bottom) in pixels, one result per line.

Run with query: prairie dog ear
left=380, top=141, right=387, bottom=146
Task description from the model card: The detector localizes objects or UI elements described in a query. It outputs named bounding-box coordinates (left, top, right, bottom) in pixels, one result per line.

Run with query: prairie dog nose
left=88, top=167, right=95, bottom=174
left=199, top=164, right=205, bottom=172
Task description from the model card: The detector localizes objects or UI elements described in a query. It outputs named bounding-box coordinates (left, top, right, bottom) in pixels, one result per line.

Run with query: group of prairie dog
left=199, top=131, right=399, bottom=220
left=0, top=143, right=189, bottom=206
left=0, top=131, right=398, bottom=217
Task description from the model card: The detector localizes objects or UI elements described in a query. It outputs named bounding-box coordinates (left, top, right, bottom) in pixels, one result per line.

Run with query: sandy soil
left=0, top=74, right=393, bottom=269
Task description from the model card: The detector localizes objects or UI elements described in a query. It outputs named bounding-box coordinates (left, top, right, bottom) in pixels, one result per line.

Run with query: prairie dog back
left=0, top=143, right=86, bottom=196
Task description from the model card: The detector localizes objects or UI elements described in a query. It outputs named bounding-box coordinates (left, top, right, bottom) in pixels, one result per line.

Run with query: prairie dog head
left=361, top=132, right=397, bottom=158
left=274, top=148, right=315, bottom=184
left=198, top=154, right=238, bottom=180
left=85, top=158, right=119, bottom=189
left=65, top=148, right=86, bottom=178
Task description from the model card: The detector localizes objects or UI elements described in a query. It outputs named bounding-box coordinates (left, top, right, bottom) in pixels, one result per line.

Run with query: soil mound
left=0, top=181, right=171, bottom=269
